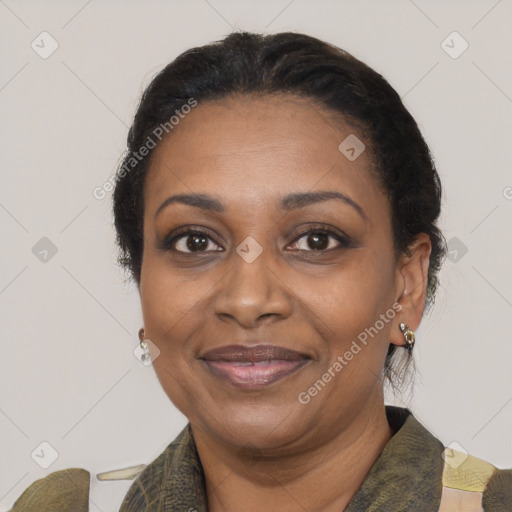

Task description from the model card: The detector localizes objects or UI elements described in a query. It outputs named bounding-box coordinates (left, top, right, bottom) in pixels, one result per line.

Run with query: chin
left=204, top=404, right=310, bottom=452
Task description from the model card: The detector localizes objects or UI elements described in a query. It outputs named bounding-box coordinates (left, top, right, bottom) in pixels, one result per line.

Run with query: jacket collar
left=344, top=406, right=444, bottom=511
left=120, top=406, right=445, bottom=511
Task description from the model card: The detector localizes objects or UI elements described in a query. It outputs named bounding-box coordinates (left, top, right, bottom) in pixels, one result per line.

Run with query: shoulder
left=7, top=460, right=162, bottom=512
left=7, top=426, right=193, bottom=512
left=439, top=447, right=512, bottom=512
left=385, top=406, right=511, bottom=512
left=8, top=468, right=90, bottom=512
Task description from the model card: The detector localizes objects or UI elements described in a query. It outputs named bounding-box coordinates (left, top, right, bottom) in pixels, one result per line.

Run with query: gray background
left=1, top=0, right=511, bottom=509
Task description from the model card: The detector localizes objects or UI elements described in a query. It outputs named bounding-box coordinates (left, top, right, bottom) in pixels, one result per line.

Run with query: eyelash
left=159, top=225, right=353, bottom=255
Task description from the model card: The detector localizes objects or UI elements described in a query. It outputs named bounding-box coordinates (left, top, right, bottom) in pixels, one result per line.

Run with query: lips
left=200, top=344, right=310, bottom=389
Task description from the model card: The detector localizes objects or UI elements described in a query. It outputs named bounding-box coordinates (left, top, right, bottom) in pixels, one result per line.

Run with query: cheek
left=139, top=254, right=203, bottom=354
left=306, top=259, right=397, bottom=399
left=307, top=252, right=396, bottom=339
left=307, top=262, right=396, bottom=396
left=140, top=256, right=208, bottom=415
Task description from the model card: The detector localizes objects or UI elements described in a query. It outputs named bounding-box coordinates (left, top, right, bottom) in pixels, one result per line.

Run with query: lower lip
left=203, top=359, right=309, bottom=389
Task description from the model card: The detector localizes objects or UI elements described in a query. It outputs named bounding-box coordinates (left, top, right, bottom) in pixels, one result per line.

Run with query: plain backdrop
left=1, top=0, right=511, bottom=510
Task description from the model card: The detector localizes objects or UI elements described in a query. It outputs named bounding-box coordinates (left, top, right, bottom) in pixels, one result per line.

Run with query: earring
left=138, top=327, right=151, bottom=364
left=399, top=322, right=415, bottom=353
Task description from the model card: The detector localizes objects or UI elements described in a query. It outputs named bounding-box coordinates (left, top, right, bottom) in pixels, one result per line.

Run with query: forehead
left=144, top=94, right=383, bottom=216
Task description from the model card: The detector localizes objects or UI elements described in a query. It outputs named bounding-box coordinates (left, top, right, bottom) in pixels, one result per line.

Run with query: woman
left=9, top=31, right=511, bottom=512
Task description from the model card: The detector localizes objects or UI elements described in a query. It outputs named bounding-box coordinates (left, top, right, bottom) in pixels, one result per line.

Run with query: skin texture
left=139, top=94, right=431, bottom=511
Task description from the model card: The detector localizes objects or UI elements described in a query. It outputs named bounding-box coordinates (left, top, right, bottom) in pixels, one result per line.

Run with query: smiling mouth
left=199, top=344, right=311, bottom=389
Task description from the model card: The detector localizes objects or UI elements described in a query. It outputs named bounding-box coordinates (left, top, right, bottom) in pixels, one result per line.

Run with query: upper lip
left=200, top=344, right=309, bottom=362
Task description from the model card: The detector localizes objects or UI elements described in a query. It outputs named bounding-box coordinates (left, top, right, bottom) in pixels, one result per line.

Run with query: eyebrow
left=155, top=191, right=367, bottom=220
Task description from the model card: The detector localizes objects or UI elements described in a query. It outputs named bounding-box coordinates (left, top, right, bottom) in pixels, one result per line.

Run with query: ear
left=389, top=233, right=432, bottom=347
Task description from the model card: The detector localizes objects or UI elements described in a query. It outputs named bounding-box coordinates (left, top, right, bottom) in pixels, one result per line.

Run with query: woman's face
left=140, top=94, right=422, bottom=451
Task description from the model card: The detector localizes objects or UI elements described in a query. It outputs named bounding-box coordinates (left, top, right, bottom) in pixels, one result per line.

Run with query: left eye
left=289, top=230, right=348, bottom=252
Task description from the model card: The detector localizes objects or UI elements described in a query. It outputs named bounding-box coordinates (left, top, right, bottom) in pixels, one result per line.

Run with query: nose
left=213, top=243, right=293, bottom=328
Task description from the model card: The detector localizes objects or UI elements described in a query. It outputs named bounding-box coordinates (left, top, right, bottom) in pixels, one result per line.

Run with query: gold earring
left=399, top=322, right=415, bottom=353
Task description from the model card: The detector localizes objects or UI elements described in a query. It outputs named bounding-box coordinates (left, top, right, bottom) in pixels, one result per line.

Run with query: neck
left=192, top=399, right=393, bottom=512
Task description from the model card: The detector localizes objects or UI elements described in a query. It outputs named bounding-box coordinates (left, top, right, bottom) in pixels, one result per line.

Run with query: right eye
left=160, top=228, right=224, bottom=254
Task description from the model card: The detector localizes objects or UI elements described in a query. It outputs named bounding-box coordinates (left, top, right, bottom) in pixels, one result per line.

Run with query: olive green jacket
left=9, top=406, right=512, bottom=511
